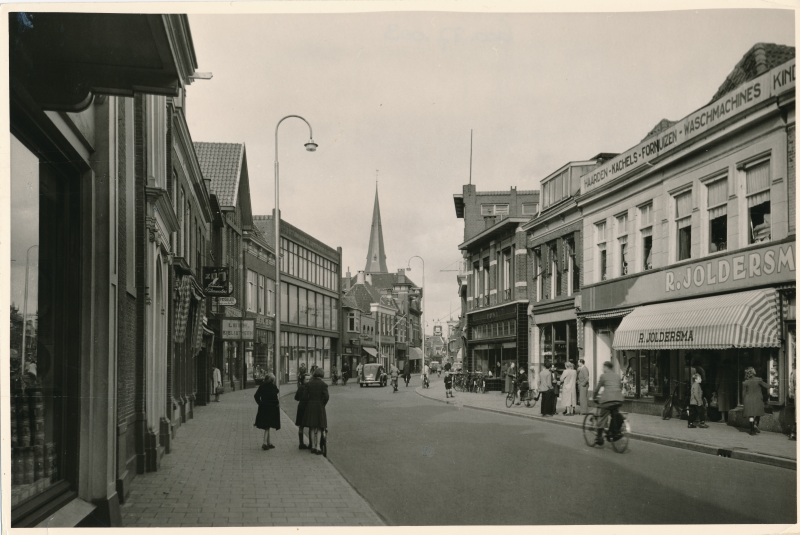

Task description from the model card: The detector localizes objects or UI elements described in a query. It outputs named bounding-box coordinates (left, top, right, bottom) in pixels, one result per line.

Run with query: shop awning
left=409, top=347, right=424, bottom=361
left=613, top=289, right=781, bottom=350
left=363, top=347, right=378, bottom=357
left=578, top=308, right=634, bottom=321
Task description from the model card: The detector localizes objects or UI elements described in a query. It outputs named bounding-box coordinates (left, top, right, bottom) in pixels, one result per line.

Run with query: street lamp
left=274, top=115, right=317, bottom=385
left=20, top=244, right=38, bottom=390
left=407, top=256, right=425, bottom=375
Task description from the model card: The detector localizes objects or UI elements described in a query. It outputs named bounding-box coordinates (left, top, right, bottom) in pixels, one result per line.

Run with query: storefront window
left=553, top=322, right=567, bottom=369
left=280, top=282, right=288, bottom=323
left=541, top=325, right=553, bottom=365
left=323, top=337, right=330, bottom=375
left=316, top=335, right=323, bottom=372
left=788, top=325, right=796, bottom=407
left=10, top=135, right=78, bottom=512
left=298, top=288, right=308, bottom=326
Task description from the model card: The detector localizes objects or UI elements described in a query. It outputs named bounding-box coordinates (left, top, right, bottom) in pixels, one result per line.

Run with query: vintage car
left=360, top=363, right=387, bottom=387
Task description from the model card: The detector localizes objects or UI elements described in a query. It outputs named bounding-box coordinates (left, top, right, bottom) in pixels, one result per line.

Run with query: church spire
left=365, top=183, right=388, bottom=273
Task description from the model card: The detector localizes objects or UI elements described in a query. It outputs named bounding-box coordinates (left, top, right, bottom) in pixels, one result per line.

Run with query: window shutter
left=746, top=161, right=770, bottom=194
left=707, top=178, right=728, bottom=207
left=675, top=191, right=692, bottom=219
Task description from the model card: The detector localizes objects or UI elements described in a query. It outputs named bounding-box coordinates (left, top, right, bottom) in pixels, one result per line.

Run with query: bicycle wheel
left=527, top=390, right=540, bottom=408
left=662, top=398, right=673, bottom=420
left=505, top=391, right=515, bottom=408
left=582, top=413, right=598, bottom=447
left=612, top=419, right=630, bottom=453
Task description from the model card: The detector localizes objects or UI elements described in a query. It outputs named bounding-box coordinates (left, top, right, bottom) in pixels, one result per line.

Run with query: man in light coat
left=212, top=365, right=222, bottom=402
left=577, top=359, right=590, bottom=415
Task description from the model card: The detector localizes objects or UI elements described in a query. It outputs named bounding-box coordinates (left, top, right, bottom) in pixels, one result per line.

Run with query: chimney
left=365, top=273, right=372, bottom=285
left=397, top=268, right=406, bottom=284
left=356, top=271, right=365, bottom=285
left=345, top=268, right=351, bottom=291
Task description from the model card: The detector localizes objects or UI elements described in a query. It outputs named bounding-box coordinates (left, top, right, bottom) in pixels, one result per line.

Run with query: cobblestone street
left=120, top=389, right=383, bottom=527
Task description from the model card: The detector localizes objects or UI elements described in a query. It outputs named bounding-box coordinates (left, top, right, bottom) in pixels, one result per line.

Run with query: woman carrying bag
left=253, top=373, right=281, bottom=450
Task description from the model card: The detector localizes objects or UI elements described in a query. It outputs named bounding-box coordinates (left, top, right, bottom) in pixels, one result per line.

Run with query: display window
left=788, top=324, right=796, bottom=407
left=10, top=135, right=81, bottom=517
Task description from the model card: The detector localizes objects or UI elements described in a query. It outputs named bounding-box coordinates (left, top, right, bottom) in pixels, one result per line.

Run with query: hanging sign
left=203, top=267, right=234, bottom=296
left=218, top=297, right=237, bottom=306
left=221, top=319, right=255, bottom=340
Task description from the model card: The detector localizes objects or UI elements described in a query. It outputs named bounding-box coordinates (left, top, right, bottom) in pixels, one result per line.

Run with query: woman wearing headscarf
left=742, top=366, right=770, bottom=436
left=302, top=367, right=330, bottom=454
left=253, top=373, right=281, bottom=450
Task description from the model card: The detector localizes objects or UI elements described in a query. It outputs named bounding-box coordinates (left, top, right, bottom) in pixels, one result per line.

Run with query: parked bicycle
left=582, top=402, right=630, bottom=453
left=662, top=380, right=689, bottom=420
left=506, top=378, right=539, bottom=408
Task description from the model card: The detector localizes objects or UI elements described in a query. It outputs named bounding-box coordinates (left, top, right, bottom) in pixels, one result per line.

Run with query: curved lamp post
left=275, top=116, right=317, bottom=385
left=20, top=244, right=38, bottom=390
left=407, top=256, right=425, bottom=375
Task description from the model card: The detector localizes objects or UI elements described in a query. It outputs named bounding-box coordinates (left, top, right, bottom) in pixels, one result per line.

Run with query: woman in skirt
left=254, top=373, right=281, bottom=450
left=302, top=368, right=330, bottom=455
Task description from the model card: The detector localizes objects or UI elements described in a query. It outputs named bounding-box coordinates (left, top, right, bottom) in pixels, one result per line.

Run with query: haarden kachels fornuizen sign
left=203, top=267, right=234, bottom=297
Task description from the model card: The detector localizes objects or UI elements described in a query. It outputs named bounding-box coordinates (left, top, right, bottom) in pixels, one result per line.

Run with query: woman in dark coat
left=302, top=368, right=329, bottom=455
left=254, top=373, right=280, bottom=450
left=715, top=359, right=736, bottom=422
left=295, top=373, right=311, bottom=449
left=742, top=366, right=770, bottom=436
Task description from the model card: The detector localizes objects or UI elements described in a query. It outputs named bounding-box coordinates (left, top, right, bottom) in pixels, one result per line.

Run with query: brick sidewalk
left=418, top=381, right=796, bottom=469
left=120, top=388, right=383, bottom=527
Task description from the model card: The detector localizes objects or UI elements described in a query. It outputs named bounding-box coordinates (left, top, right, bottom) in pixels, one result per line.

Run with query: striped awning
left=408, top=347, right=424, bottom=360
left=578, top=308, right=635, bottom=321
left=613, top=289, right=780, bottom=350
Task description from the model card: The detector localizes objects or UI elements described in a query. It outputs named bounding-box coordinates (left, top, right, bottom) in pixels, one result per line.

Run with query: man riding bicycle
left=422, top=362, right=430, bottom=387
left=593, top=361, right=624, bottom=445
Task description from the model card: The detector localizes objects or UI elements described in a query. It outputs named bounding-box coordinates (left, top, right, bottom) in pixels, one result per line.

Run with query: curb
left=278, top=387, right=388, bottom=526
left=415, top=388, right=797, bottom=471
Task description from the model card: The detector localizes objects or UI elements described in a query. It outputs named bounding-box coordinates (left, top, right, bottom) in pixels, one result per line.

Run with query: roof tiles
left=710, top=43, right=795, bottom=103
left=194, top=142, right=244, bottom=208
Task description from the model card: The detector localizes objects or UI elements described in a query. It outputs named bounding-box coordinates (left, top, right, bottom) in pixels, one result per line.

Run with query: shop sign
left=256, top=315, right=274, bottom=330
left=665, top=243, right=795, bottom=296
left=469, top=303, right=518, bottom=323
left=225, top=306, right=242, bottom=318
left=638, top=330, right=694, bottom=344
left=581, top=58, right=795, bottom=196
left=584, top=241, right=796, bottom=312
left=221, top=319, right=255, bottom=340
left=218, top=297, right=236, bottom=306
left=203, top=267, right=234, bottom=296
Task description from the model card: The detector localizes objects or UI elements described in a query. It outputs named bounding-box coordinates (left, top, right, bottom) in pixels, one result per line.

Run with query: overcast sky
left=182, top=9, right=794, bottom=333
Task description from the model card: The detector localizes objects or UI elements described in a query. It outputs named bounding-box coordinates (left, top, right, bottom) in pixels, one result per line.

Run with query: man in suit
left=577, top=359, right=590, bottom=415
left=539, top=363, right=554, bottom=416
left=593, top=361, right=625, bottom=445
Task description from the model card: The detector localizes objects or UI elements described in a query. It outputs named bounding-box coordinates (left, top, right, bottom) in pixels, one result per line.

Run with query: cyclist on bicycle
left=592, top=361, right=624, bottom=446
left=389, top=364, right=400, bottom=392
left=516, top=368, right=529, bottom=405
left=422, top=362, right=430, bottom=386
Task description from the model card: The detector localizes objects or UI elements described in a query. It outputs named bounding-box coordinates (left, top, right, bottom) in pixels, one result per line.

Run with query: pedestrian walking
left=402, top=360, right=412, bottom=387
left=577, top=359, right=590, bottom=415
left=539, top=364, right=555, bottom=416
left=295, top=373, right=311, bottom=449
left=444, top=362, right=454, bottom=398
left=742, top=367, right=770, bottom=436
left=356, top=361, right=364, bottom=385
left=714, top=358, right=736, bottom=422
left=302, top=368, right=329, bottom=455
left=559, top=361, right=578, bottom=415
left=688, top=373, right=708, bottom=429
left=212, top=365, right=222, bottom=402
left=253, top=373, right=280, bottom=450
left=501, top=363, right=508, bottom=393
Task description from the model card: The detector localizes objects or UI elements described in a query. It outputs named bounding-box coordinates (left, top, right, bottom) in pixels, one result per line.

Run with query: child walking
left=688, top=373, right=709, bottom=429
left=444, top=363, right=454, bottom=398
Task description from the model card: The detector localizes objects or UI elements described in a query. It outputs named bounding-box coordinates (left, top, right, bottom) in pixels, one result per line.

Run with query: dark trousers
left=541, top=390, right=556, bottom=415
left=688, top=404, right=703, bottom=425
